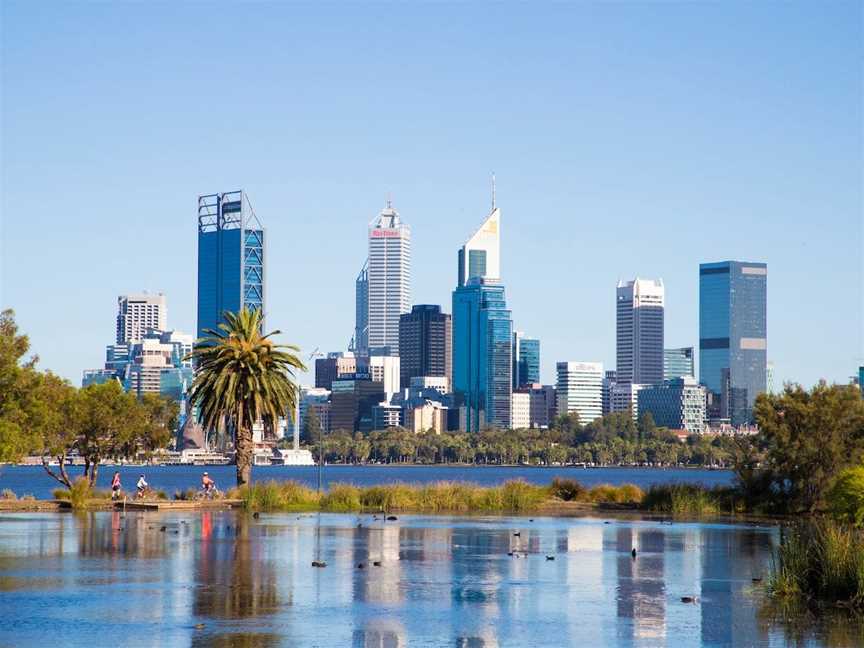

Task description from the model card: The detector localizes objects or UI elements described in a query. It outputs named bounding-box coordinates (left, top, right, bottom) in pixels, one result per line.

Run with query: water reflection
left=1, top=511, right=837, bottom=647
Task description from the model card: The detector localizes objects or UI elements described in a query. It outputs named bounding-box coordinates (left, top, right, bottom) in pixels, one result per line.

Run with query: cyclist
left=201, top=472, right=216, bottom=498
left=136, top=474, right=149, bottom=498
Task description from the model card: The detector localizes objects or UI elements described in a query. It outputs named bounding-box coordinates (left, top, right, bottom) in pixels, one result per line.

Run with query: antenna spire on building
left=386, top=192, right=392, bottom=209
left=491, top=172, right=496, bottom=210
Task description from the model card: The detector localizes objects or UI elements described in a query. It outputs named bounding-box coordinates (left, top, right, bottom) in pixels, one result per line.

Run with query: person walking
left=111, top=471, right=122, bottom=500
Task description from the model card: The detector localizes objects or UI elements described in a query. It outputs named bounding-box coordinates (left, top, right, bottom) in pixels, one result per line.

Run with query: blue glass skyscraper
left=197, top=191, right=265, bottom=339
left=513, top=332, right=540, bottom=388
left=453, top=280, right=512, bottom=431
left=452, top=193, right=512, bottom=431
left=699, top=260, right=767, bottom=425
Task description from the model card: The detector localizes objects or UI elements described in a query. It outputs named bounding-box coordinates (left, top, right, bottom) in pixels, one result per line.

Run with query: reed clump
left=1, top=488, right=16, bottom=500
left=229, top=480, right=321, bottom=511
left=52, top=479, right=111, bottom=508
left=641, top=483, right=732, bottom=515
left=769, top=520, right=864, bottom=608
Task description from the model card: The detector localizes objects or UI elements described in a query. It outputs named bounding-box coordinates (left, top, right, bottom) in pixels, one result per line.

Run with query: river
left=0, top=510, right=855, bottom=646
left=0, top=465, right=734, bottom=500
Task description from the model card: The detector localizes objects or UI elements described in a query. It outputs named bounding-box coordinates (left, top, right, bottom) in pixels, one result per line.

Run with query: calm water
left=0, top=465, right=734, bottom=499
left=0, top=511, right=847, bottom=647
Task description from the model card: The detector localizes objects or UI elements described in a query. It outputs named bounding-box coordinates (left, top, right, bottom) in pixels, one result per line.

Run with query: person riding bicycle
left=201, top=472, right=216, bottom=497
left=111, top=471, right=122, bottom=500
left=136, top=474, right=149, bottom=498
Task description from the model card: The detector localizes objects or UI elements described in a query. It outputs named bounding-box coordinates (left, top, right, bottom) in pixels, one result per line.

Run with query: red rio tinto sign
left=370, top=229, right=403, bottom=238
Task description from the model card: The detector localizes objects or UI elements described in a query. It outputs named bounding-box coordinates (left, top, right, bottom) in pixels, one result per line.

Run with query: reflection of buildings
left=612, top=527, right=666, bottom=644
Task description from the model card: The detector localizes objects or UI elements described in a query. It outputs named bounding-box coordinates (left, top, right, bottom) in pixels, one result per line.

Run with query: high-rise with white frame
left=616, top=278, right=665, bottom=385
left=367, top=201, right=411, bottom=355
left=116, top=293, right=167, bottom=344
left=556, top=361, right=603, bottom=425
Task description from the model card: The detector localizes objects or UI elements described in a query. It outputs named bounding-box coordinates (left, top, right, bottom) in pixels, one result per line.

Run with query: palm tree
left=186, top=307, right=305, bottom=487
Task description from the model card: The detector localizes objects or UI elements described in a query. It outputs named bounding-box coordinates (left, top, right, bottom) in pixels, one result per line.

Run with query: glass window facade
left=664, top=347, right=694, bottom=381
left=197, top=192, right=265, bottom=339
left=699, top=261, right=766, bottom=424
left=452, top=280, right=512, bottom=431
left=513, top=335, right=540, bottom=388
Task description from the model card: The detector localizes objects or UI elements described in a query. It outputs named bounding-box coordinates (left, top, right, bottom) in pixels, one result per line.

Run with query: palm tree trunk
left=236, top=407, right=253, bottom=487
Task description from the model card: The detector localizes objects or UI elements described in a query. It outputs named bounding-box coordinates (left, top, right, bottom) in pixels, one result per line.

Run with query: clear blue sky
left=1, top=1, right=861, bottom=388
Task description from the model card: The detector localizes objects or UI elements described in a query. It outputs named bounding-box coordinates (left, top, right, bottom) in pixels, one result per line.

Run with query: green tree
left=637, top=411, right=657, bottom=440
left=752, top=384, right=864, bottom=513
left=0, top=309, right=39, bottom=462
left=301, top=406, right=321, bottom=444
left=186, top=308, right=305, bottom=487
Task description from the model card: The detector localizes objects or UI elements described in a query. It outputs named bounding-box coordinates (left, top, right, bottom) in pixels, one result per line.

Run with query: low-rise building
left=610, top=383, right=647, bottom=420
left=637, top=376, right=707, bottom=434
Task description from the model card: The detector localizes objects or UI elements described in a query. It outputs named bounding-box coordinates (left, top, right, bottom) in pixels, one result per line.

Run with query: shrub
left=174, top=488, right=197, bottom=501
left=827, top=466, right=864, bottom=527
left=769, top=520, right=864, bottom=607
left=642, top=484, right=723, bottom=515
left=52, top=487, right=70, bottom=501
left=500, top=480, right=547, bottom=511
left=68, top=478, right=91, bottom=510
left=361, top=483, right=416, bottom=511
left=229, top=480, right=320, bottom=511
left=617, top=483, right=645, bottom=504
left=320, top=484, right=362, bottom=512
left=588, top=484, right=620, bottom=503
left=0, top=488, right=16, bottom=500
left=550, top=478, right=585, bottom=501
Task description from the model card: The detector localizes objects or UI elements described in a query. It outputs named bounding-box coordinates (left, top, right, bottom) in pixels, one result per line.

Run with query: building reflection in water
left=0, top=510, right=785, bottom=647
left=193, top=515, right=279, bottom=620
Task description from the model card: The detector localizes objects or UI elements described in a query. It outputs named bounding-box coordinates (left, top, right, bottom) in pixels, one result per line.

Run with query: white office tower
left=457, top=198, right=500, bottom=286
left=367, top=201, right=411, bottom=354
left=116, top=293, right=167, bottom=344
left=556, top=361, right=604, bottom=425
left=616, top=278, right=665, bottom=385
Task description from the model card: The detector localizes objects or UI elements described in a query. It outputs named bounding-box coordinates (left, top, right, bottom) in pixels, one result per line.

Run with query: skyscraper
left=116, top=293, right=167, bottom=344
left=453, top=282, right=512, bottom=431
left=196, top=191, right=264, bottom=339
left=354, top=260, right=369, bottom=354
left=664, top=347, right=695, bottom=380
left=556, top=361, right=603, bottom=425
left=367, top=201, right=410, bottom=354
left=512, top=332, right=540, bottom=388
left=699, top=260, right=767, bottom=425
left=452, top=193, right=512, bottom=431
left=616, top=278, right=665, bottom=385
left=398, top=305, right=452, bottom=390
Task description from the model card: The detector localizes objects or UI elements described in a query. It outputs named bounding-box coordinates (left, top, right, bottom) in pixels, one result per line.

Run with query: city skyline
left=2, top=2, right=860, bottom=390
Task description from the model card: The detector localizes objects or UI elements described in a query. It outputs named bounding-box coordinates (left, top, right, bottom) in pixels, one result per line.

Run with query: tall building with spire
left=367, top=201, right=411, bottom=355
left=353, top=259, right=369, bottom=354
left=196, top=191, right=265, bottom=339
left=452, top=180, right=513, bottom=431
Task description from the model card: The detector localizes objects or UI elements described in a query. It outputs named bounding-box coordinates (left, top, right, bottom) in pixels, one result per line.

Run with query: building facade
left=452, top=199, right=511, bottom=432
left=367, top=202, right=410, bottom=355
left=315, top=352, right=357, bottom=390
left=510, top=391, right=531, bottom=429
left=512, top=332, right=540, bottom=388
left=453, top=281, right=513, bottom=431
left=602, top=370, right=617, bottom=415
left=329, top=379, right=385, bottom=433
left=398, top=305, right=452, bottom=390
left=197, top=191, right=264, bottom=339
left=664, top=347, right=695, bottom=380
left=610, top=383, right=647, bottom=420
left=354, top=260, right=369, bottom=354
left=699, top=261, right=767, bottom=425
left=616, top=278, right=665, bottom=385
left=637, top=377, right=707, bottom=434
left=116, top=293, right=167, bottom=344
left=556, top=361, right=603, bottom=425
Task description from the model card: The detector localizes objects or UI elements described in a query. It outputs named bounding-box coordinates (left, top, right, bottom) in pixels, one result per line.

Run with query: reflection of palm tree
left=186, top=308, right=305, bottom=487
left=193, top=517, right=279, bottom=620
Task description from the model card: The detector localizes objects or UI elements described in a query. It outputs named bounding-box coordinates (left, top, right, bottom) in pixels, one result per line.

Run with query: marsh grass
left=229, top=479, right=651, bottom=514
left=1, top=488, right=16, bottom=500
left=769, top=520, right=864, bottom=608
left=641, top=483, right=736, bottom=515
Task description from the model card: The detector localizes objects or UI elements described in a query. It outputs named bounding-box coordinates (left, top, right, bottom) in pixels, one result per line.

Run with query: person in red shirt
left=111, top=472, right=122, bottom=500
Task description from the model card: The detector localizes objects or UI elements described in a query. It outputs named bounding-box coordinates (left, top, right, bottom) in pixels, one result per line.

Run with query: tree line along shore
left=4, top=307, right=864, bottom=612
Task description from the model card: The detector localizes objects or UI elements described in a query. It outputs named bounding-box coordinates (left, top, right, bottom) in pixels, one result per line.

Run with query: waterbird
left=513, top=532, right=521, bottom=537
left=631, top=548, right=637, bottom=559
left=159, top=526, right=166, bottom=532
left=545, top=555, right=555, bottom=561
left=357, top=563, right=365, bottom=569
left=386, top=515, right=398, bottom=521
left=311, top=560, right=327, bottom=568
left=752, top=577, right=763, bottom=583
left=252, top=512, right=260, bottom=519
left=681, top=596, right=696, bottom=603
left=194, top=624, right=205, bottom=630
left=373, top=561, right=382, bottom=567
